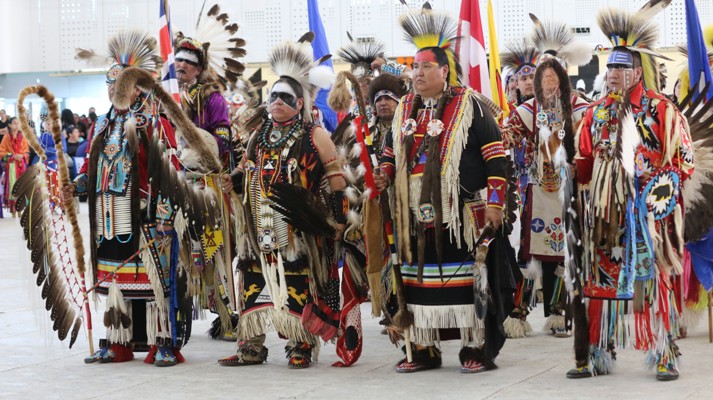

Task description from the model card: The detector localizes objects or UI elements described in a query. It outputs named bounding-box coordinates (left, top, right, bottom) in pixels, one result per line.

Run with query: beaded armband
left=481, top=141, right=506, bottom=162
left=486, top=176, right=507, bottom=209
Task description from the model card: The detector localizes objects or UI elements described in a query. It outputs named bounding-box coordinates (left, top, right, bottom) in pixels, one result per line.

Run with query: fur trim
left=458, top=347, right=497, bottom=370
left=503, top=316, right=532, bottom=338
left=327, top=71, right=353, bottom=113
left=112, top=67, right=222, bottom=172
left=590, top=345, right=614, bottom=375
left=543, top=314, right=566, bottom=331
left=367, top=73, right=408, bottom=104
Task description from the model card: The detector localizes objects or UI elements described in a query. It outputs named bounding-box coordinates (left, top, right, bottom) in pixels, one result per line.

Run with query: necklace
left=258, top=119, right=302, bottom=149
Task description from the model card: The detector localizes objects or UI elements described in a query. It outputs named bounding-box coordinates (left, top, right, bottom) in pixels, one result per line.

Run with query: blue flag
left=686, top=0, right=713, bottom=102
left=307, top=0, right=338, bottom=133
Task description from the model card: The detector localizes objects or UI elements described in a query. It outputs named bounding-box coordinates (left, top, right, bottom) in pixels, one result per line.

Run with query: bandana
left=516, top=64, right=536, bottom=79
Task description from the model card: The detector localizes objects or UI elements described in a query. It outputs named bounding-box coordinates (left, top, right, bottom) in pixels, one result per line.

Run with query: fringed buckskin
left=395, top=346, right=442, bottom=373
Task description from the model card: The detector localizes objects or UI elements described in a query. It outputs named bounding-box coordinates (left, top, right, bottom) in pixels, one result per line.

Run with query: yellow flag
left=487, top=0, right=510, bottom=120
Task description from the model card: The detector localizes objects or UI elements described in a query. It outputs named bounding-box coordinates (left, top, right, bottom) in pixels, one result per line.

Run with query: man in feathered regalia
left=501, top=15, right=592, bottom=339
left=173, top=4, right=247, bottom=342
left=218, top=33, right=344, bottom=369
left=568, top=3, right=694, bottom=381
left=66, top=30, right=216, bottom=366
left=376, top=5, right=517, bottom=374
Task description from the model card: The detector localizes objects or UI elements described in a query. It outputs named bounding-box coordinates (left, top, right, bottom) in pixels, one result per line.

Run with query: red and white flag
left=456, top=0, right=491, bottom=98
left=159, top=0, right=180, bottom=103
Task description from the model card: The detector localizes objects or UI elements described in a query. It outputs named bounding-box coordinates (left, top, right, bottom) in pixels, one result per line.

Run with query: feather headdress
left=75, top=30, right=163, bottom=83
left=337, top=33, right=385, bottom=79
left=529, top=14, right=592, bottom=68
left=501, top=39, right=539, bottom=78
left=175, top=3, right=246, bottom=88
left=597, top=1, right=672, bottom=92
left=269, top=32, right=336, bottom=122
left=399, top=3, right=461, bottom=87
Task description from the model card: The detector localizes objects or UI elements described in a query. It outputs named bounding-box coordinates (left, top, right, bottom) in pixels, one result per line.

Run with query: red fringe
left=587, top=299, right=603, bottom=346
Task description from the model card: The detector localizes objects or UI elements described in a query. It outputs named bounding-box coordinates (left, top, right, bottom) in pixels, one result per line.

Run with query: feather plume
left=269, top=35, right=327, bottom=122
left=597, top=8, right=659, bottom=56
left=529, top=14, right=574, bottom=56
left=501, top=39, right=539, bottom=71
left=337, top=36, right=385, bottom=77
left=179, top=3, right=247, bottom=88
left=636, top=0, right=672, bottom=22
left=399, top=7, right=458, bottom=52
left=73, top=48, right=108, bottom=67
left=557, top=41, right=593, bottom=68
left=308, top=64, right=336, bottom=90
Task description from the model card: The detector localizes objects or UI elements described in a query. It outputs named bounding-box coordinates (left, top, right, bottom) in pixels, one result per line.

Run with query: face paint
left=269, top=82, right=299, bottom=109
left=175, top=50, right=200, bottom=66
left=414, top=49, right=438, bottom=65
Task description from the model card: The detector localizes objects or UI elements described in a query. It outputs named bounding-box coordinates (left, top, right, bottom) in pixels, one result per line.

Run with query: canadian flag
left=456, top=0, right=491, bottom=98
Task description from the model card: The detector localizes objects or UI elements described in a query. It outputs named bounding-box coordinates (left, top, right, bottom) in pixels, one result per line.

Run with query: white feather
left=344, top=185, right=360, bottom=204
left=308, top=65, right=336, bottom=90
left=553, top=144, right=567, bottom=169
left=558, top=41, right=593, bottom=67
left=355, top=163, right=367, bottom=177
left=337, top=145, right=348, bottom=159
left=350, top=142, right=362, bottom=159
left=347, top=209, right=361, bottom=226
left=619, top=110, right=640, bottom=178
left=525, top=259, right=542, bottom=280
left=343, top=165, right=357, bottom=183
